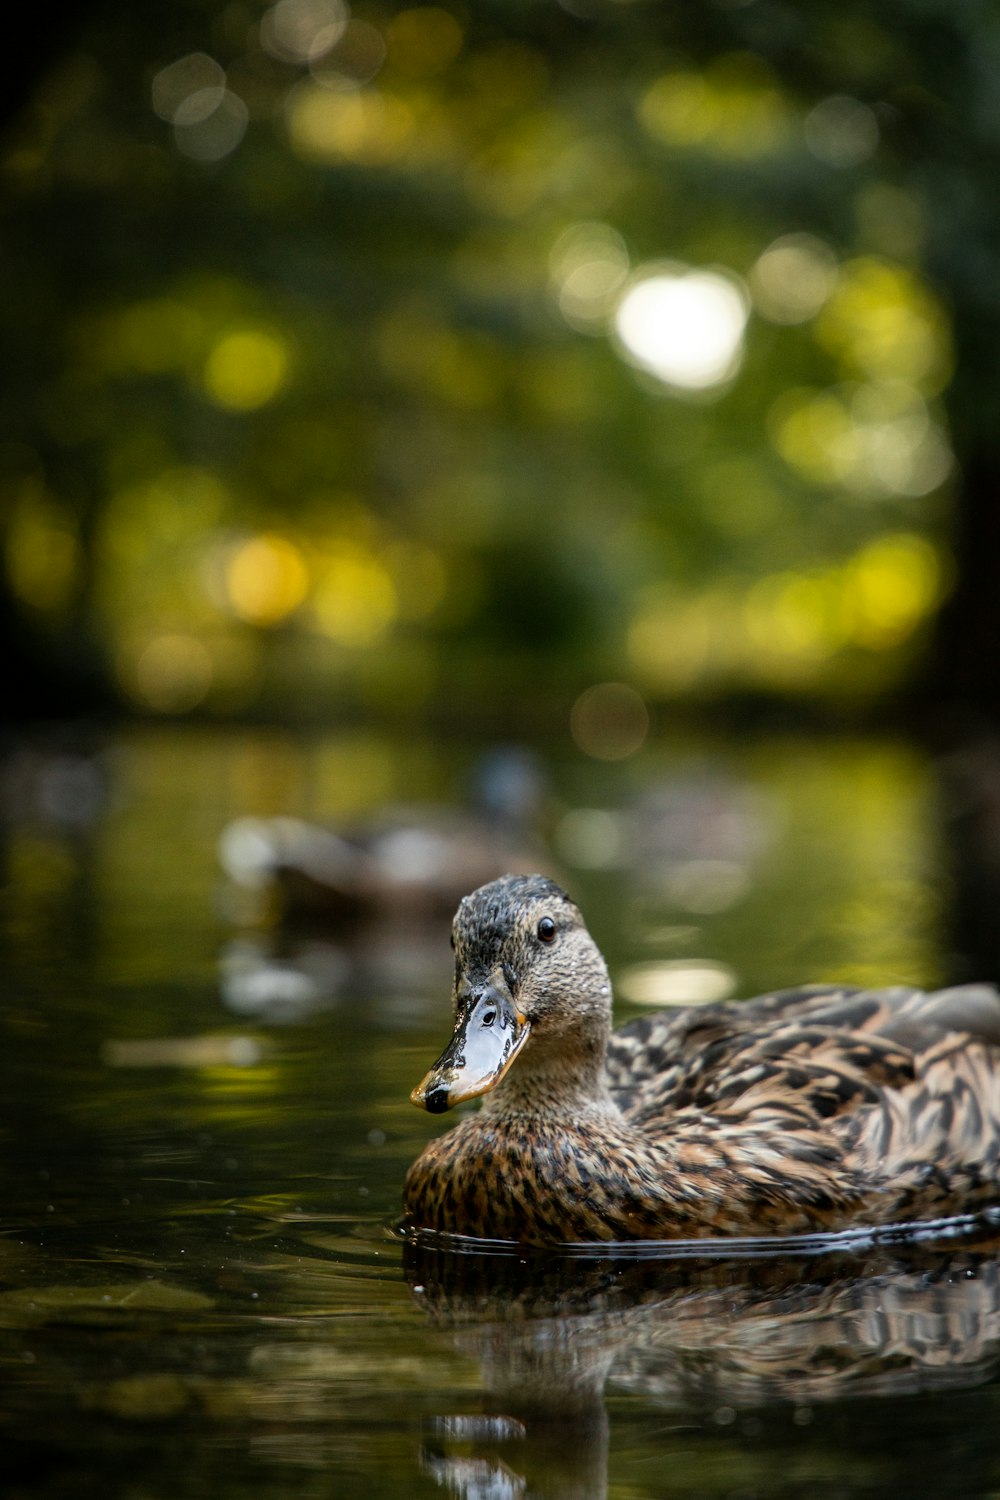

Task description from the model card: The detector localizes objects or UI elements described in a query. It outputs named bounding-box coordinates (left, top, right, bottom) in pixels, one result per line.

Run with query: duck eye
left=536, top=916, right=557, bottom=944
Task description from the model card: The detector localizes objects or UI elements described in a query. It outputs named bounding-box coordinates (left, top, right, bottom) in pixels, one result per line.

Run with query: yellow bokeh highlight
left=640, top=53, right=793, bottom=159
left=226, top=534, right=310, bottom=625
left=769, top=383, right=952, bottom=499
left=5, top=488, right=80, bottom=612
left=628, top=592, right=714, bottom=691
left=815, top=257, right=952, bottom=393
left=770, top=388, right=855, bottom=485
left=203, top=329, right=292, bottom=411
left=312, top=540, right=397, bottom=645
left=744, top=572, right=846, bottom=663
left=286, top=84, right=413, bottom=165
left=844, top=533, right=943, bottom=648
left=745, top=536, right=941, bottom=667
left=628, top=533, right=944, bottom=698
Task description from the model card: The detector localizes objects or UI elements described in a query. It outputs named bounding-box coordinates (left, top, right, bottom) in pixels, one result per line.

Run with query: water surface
left=1, top=725, right=998, bottom=1499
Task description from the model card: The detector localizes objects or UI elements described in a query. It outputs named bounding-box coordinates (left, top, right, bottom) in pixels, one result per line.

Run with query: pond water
left=2, top=723, right=999, bottom=1499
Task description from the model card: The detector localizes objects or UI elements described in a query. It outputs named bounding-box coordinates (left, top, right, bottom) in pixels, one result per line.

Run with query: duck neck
left=477, top=1026, right=617, bottom=1122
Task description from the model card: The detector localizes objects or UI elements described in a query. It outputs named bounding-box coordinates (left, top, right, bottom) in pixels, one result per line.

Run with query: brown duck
left=404, top=874, right=1000, bottom=1243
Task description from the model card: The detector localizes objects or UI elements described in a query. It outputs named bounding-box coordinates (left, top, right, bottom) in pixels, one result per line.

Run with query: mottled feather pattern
left=404, top=876, right=1000, bottom=1243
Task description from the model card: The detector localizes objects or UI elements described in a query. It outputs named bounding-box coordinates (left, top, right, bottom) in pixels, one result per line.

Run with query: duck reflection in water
left=404, top=1228, right=1000, bottom=1500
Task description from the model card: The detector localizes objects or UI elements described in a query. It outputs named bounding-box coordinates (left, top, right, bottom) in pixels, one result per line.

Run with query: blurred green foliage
left=1, top=0, right=998, bottom=728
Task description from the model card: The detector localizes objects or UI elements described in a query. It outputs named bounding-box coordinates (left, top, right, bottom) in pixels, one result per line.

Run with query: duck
left=404, top=873, right=1000, bottom=1244
left=217, top=747, right=553, bottom=929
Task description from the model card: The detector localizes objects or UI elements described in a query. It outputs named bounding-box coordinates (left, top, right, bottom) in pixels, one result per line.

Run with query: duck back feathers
left=603, top=983, right=1000, bottom=1234
left=607, top=983, right=1000, bottom=1119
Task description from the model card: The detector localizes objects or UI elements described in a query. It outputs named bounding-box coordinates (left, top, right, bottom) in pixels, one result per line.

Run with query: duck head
left=410, top=873, right=612, bottom=1113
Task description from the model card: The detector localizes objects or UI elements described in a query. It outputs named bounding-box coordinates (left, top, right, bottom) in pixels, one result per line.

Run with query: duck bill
left=411, top=972, right=530, bottom=1114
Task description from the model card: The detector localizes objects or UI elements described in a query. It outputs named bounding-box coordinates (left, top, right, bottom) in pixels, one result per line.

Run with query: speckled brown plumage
left=404, top=874, right=1000, bottom=1244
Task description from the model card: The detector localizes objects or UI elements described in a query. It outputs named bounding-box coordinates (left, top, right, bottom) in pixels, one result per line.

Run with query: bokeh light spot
left=845, top=533, right=943, bottom=648
left=770, top=388, right=855, bottom=485
left=570, top=682, right=649, bottom=760
left=815, top=258, right=952, bottom=393
left=554, top=807, right=626, bottom=869
left=226, top=534, right=310, bottom=625
left=260, top=0, right=348, bottom=64
left=614, top=266, right=749, bottom=391
left=286, top=83, right=411, bottom=162
left=640, top=54, right=792, bottom=159
left=749, top=234, right=838, bottom=324
left=310, top=20, right=387, bottom=90
left=667, top=859, right=750, bottom=915
left=804, top=95, right=879, bottom=168
left=549, top=221, right=629, bottom=332
left=745, top=572, right=843, bottom=662
left=173, top=85, right=226, bottom=130
left=123, top=634, right=214, bottom=714
left=152, top=53, right=225, bottom=123
left=313, top=542, right=397, bottom=645
left=769, top=383, right=952, bottom=498
left=174, top=90, right=248, bottom=162
left=203, top=329, right=291, bottom=410
left=617, top=960, right=736, bottom=1006
left=628, top=593, right=713, bottom=691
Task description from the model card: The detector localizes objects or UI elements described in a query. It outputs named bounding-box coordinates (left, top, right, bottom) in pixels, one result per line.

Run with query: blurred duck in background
left=216, top=747, right=557, bottom=1024
left=218, top=746, right=553, bottom=929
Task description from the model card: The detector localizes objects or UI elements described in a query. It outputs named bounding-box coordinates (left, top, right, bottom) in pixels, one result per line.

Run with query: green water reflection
left=1, top=726, right=997, bottom=1498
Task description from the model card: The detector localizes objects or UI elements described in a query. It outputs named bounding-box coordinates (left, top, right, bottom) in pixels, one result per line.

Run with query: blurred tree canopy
left=2, top=0, right=999, bottom=731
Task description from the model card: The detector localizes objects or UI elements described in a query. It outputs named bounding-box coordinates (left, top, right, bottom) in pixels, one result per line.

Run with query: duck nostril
left=425, top=1085, right=451, bottom=1114
left=481, top=1009, right=496, bottom=1027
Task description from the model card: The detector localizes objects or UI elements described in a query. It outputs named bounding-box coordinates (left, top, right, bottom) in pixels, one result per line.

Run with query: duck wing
left=608, top=984, right=1000, bottom=1109
left=605, top=985, right=911, bottom=1115
left=608, top=983, right=1000, bottom=1221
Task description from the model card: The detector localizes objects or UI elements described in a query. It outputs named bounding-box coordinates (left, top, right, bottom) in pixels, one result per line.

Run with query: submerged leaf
left=0, top=1279, right=215, bottom=1326
left=86, top=1373, right=191, bottom=1420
